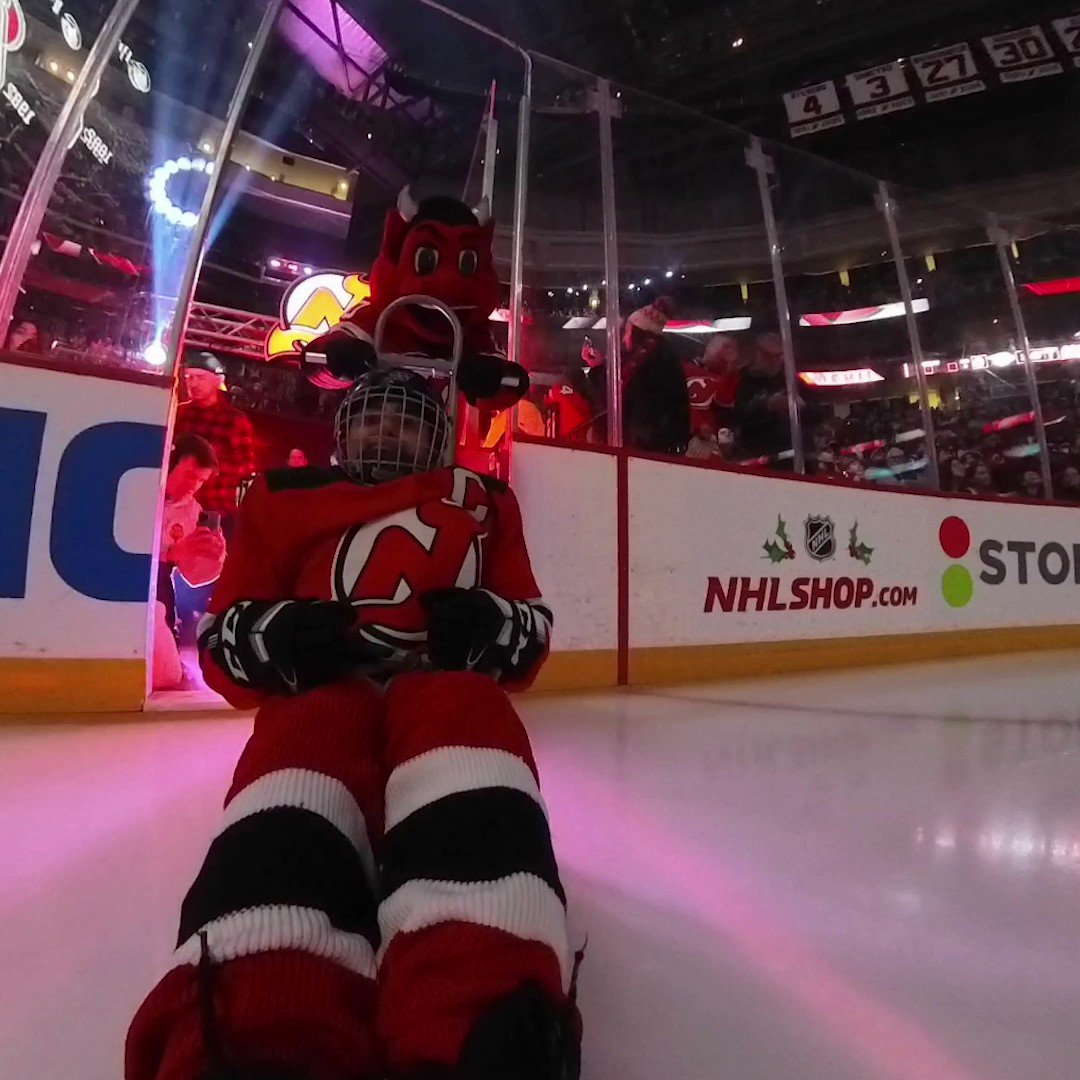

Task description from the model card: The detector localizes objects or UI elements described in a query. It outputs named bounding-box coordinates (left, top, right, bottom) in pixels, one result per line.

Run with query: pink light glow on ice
left=544, top=761, right=984, bottom=1080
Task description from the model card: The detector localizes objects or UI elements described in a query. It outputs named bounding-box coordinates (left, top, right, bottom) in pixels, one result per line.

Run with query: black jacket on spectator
left=734, top=368, right=789, bottom=457
left=623, top=344, right=691, bottom=455
left=582, top=344, right=690, bottom=453
left=585, top=363, right=608, bottom=440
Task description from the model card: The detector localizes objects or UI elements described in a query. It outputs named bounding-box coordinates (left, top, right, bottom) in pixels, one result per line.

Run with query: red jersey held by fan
left=682, top=360, right=738, bottom=436
left=545, top=380, right=593, bottom=441
left=202, top=464, right=546, bottom=708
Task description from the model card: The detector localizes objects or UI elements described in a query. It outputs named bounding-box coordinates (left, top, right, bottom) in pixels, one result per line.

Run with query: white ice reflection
left=915, top=821, right=1080, bottom=870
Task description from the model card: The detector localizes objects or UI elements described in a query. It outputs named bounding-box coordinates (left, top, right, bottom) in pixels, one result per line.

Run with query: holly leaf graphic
left=763, top=539, right=790, bottom=564
left=848, top=522, right=873, bottom=564
left=775, top=516, right=790, bottom=545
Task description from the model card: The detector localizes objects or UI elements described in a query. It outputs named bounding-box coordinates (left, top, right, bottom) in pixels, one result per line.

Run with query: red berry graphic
left=939, top=516, right=971, bottom=559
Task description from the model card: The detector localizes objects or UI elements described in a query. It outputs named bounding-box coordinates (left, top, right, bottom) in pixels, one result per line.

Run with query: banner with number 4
left=783, top=81, right=845, bottom=138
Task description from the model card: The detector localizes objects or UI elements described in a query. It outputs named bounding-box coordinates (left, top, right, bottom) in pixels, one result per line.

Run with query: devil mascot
left=299, top=187, right=527, bottom=414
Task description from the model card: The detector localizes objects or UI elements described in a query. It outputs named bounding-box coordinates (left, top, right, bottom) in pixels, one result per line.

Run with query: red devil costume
left=301, top=188, right=526, bottom=413
left=126, top=300, right=581, bottom=1075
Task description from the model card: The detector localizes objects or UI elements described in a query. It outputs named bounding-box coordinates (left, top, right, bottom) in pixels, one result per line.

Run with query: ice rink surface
left=3, top=651, right=1080, bottom=1080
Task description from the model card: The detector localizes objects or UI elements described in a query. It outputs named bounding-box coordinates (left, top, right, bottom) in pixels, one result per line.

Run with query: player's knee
left=395, top=669, right=508, bottom=710
left=260, top=676, right=382, bottom=724
left=387, top=670, right=526, bottom=748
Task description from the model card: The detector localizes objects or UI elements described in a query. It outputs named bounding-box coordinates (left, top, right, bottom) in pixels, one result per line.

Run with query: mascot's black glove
left=201, top=599, right=387, bottom=694
left=300, top=329, right=377, bottom=390
left=458, top=354, right=530, bottom=409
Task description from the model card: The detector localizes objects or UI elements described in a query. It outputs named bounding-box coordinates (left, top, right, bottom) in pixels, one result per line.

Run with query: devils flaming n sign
left=1, top=0, right=28, bottom=91
left=265, top=271, right=371, bottom=361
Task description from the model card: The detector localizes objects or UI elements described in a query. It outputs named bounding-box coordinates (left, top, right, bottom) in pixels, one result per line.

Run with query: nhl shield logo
left=804, top=515, right=836, bottom=562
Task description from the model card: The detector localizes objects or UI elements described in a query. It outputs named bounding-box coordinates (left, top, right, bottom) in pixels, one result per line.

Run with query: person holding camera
left=154, top=435, right=228, bottom=689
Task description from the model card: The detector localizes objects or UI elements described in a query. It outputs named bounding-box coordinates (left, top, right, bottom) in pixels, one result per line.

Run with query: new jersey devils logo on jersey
left=330, top=467, right=490, bottom=651
left=686, top=376, right=713, bottom=408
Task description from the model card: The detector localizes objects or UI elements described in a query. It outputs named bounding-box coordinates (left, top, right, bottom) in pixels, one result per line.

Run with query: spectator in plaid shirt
left=174, top=352, right=255, bottom=529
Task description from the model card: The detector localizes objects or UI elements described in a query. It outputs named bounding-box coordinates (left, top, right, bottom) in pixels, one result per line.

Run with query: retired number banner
left=783, top=81, right=845, bottom=138
left=982, top=24, right=1063, bottom=83
left=1053, top=15, right=1080, bottom=66
left=910, top=42, right=986, bottom=102
left=845, top=61, right=915, bottom=121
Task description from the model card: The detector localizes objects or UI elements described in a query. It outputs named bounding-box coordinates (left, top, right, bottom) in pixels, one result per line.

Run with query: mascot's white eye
left=458, top=249, right=479, bottom=276
left=414, top=246, right=439, bottom=275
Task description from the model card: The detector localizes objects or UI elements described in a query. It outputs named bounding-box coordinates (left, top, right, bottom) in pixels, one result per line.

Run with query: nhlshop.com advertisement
left=704, top=573, right=919, bottom=615
left=703, top=513, right=919, bottom=615
left=626, top=458, right=1080, bottom=650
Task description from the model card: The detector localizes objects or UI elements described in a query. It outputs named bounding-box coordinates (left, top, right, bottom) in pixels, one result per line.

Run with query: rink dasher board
left=0, top=359, right=170, bottom=712
left=628, top=458, right=1080, bottom=645
left=3, top=393, right=1078, bottom=712
left=515, top=440, right=1080, bottom=690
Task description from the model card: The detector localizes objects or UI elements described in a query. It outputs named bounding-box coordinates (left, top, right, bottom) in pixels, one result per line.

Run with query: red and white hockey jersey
left=202, top=464, right=549, bottom=708
left=682, top=360, right=739, bottom=436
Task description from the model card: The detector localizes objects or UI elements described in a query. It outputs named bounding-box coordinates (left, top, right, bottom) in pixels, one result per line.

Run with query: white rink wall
left=2, top=404, right=1077, bottom=711
left=514, top=439, right=1080, bottom=688
left=630, top=455, right=1080, bottom=646
left=0, top=362, right=170, bottom=710
left=512, top=442, right=619, bottom=652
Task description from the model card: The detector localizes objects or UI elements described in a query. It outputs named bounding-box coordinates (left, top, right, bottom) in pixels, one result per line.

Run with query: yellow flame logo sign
left=264, top=271, right=371, bottom=361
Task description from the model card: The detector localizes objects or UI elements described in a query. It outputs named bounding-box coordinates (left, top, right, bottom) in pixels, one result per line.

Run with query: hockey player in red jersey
left=126, top=367, right=581, bottom=1080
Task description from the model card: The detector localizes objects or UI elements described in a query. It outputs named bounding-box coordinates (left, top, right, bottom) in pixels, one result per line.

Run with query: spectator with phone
left=5, top=319, right=43, bottom=354
left=153, top=435, right=228, bottom=690
left=732, top=332, right=792, bottom=458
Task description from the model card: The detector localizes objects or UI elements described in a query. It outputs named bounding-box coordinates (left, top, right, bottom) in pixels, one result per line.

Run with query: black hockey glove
left=421, top=588, right=552, bottom=682
left=200, top=599, right=381, bottom=694
left=300, top=328, right=377, bottom=390
left=457, top=354, right=530, bottom=409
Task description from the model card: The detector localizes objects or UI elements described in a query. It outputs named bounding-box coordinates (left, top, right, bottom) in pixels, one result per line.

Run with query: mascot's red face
left=369, top=188, right=499, bottom=346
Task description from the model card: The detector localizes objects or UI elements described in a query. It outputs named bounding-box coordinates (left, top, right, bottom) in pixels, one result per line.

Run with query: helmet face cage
left=334, top=375, right=450, bottom=485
